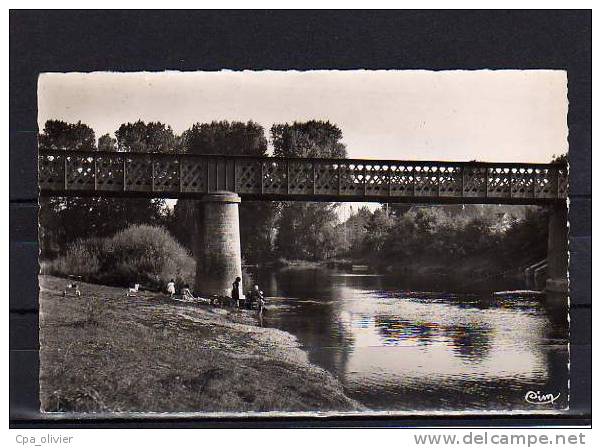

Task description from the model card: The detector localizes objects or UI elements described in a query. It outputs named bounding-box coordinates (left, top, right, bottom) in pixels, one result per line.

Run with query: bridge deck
left=38, top=149, right=568, bottom=204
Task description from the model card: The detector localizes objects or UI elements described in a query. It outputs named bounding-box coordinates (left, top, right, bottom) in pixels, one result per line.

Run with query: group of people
left=164, top=277, right=265, bottom=313
left=231, top=277, right=266, bottom=313
left=166, top=279, right=206, bottom=302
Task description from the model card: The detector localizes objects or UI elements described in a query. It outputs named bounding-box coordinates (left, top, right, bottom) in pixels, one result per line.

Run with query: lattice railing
left=38, top=149, right=568, bottom=203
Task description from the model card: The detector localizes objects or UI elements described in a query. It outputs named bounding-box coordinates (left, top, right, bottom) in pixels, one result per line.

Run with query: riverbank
left=39, top=275, right=362, bottom=414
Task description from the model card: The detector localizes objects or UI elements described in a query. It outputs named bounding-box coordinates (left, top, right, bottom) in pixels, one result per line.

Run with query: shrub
left=103, top=225, right=195, bottom=287
left=47, top=225, right=195, bottom=289
left=47, top=238, right=103, bottom=278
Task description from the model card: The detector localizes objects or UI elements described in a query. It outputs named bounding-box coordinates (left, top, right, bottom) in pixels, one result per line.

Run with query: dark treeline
left=39, top=119, right=552, bottom=283
left=334, top=204, right=549, bottom=280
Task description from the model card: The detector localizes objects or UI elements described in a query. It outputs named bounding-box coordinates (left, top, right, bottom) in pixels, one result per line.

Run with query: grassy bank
left=39, top=275, right=362, bottom=414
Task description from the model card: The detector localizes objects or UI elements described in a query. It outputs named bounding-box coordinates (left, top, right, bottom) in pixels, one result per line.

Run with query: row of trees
left=39, top=119, right=347, bottom=263
left=334, top=204, right=549, bottom=278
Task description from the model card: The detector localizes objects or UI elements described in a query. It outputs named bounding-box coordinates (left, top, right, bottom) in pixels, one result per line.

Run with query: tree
left=174, top=120, right=275, bottom=263
left=275, top=202, right=340, bottom=260
left=361, top=208, right=394, bottom=254
left=39, top=120, right=96, bottom=256
left=39, top=119, right=96, bottom=151
left=335, top=206, right=373, bottom=257
left=115, top=120, right=176, bottom=153
left=97, top=133, right=117, bottom=152
left=181, top=120, right=268, bottom=155
left=39, top=196, right=169, bottom=258
left=271, top=120, right=347, bottom=158
left=271, top=121, right=347, bottom=261
left=39, top=120, right=170, bottom=257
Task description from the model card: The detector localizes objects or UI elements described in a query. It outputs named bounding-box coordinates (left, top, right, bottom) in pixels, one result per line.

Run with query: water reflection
left=372, top=316, right=493, bottom=363
left=253, top=267, right=569, bottom=411
left=446, top=324, right=493, bottom=362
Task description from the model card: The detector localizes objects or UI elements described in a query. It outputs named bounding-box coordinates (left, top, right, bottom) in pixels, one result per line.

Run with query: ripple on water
left=257, top=268, right=569, bottom=411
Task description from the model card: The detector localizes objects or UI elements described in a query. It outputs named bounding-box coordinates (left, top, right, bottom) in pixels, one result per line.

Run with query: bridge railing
left=38, top=149, right=568, bottom=203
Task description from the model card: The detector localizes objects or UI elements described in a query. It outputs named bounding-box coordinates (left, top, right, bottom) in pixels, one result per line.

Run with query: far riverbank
left=266, top=256, right=528, bottom=292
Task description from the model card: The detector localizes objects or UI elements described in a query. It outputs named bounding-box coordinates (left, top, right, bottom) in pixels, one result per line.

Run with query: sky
left=38, top=70, right=568, bottom=164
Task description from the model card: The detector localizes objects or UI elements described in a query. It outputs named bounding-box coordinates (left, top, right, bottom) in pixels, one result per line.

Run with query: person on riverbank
left=166, top=279, right=176, bottom=298
left=231, top=277, right=241, bottom=307
left=181, top=284, right=194, bottom=301
left=248, top=284, right=264, bottom=310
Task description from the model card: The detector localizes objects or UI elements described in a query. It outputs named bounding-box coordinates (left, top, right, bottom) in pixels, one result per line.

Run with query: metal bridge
left=38, top=149, right=568, bottom=204
left=38, top=148, right=569, bottom=298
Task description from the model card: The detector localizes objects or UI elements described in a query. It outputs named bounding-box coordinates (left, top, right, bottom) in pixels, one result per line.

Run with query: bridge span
left=38, top=149, right=569, bottom=300
left=39, top=149, right=567, bottom=204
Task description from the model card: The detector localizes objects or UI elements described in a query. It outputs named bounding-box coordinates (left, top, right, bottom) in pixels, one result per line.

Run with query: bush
left=47, top=225, right=195, bottom=289
left=105, top=225, right=195, bottom=287
left=49, top=238, right=103, bottom=278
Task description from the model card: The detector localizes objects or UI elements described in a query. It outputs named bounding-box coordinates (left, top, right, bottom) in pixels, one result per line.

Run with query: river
left=250, top=266, right=569, bottom=412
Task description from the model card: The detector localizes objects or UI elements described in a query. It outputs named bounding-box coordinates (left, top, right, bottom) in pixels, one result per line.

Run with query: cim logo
left=524, top=390, right=561, bottom=405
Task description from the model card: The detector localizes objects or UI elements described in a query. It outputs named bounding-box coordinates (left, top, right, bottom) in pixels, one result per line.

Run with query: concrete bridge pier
left=546, top=201, right=569, bottom=299
left=194, top=191, right=243, bottom=298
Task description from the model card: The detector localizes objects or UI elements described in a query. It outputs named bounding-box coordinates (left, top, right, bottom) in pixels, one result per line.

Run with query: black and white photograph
left=35, top=69, right=571, bottom=416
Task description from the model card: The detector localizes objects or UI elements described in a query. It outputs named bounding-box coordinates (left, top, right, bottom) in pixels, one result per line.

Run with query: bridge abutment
left=546, top=201, right=569, bottom=296
left=194, top=191, right=243, bottom=298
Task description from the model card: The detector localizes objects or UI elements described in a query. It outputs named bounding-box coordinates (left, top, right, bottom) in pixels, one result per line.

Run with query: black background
left=9, top=10, right=592, bottom=428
